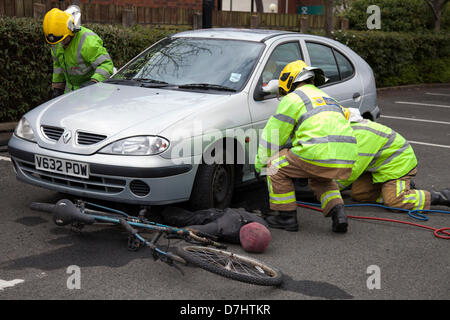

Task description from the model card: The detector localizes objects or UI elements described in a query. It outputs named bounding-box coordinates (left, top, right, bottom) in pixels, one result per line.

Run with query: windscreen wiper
left=103, top=78, right=141, bottom=86
left=178, top=83, right=237, bottom=92
left=134, top=78, right=174, bottom=88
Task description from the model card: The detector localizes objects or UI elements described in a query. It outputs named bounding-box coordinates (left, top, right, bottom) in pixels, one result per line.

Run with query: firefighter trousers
left=266, top=149, right=352, bottom=216
left=350, top=168, right=431, bottom=210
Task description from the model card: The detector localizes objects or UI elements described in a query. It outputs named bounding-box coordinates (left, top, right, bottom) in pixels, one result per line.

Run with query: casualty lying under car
left=9, top=28, right=380, bottom=209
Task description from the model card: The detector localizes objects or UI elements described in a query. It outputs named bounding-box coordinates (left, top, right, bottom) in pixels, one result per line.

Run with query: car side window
left=261, top=42, right=303, bottom=86
left=334, top=50, right=355, bottom=80
left=306, top=42, right=340, bottom=84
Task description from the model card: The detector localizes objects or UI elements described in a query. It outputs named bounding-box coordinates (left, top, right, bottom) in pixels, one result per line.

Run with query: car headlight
left=14, top=117, right=36, bottom=142
left=99, top=136, right=169, bottom=155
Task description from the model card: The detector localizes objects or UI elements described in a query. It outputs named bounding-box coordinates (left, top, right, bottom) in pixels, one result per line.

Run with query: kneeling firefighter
left=255, top=60, right=358, bottom=233
left=43, top=5, right=114, bottom=98
left=337, top=109, right=450, bottom=210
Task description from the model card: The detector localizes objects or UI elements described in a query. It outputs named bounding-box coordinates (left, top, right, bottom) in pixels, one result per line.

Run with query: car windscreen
left=112, top=37, right=265, bottom=92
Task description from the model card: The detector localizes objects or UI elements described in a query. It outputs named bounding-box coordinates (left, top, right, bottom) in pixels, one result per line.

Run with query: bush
left=0, top=16, right=177, bottom=122
left=1, top=17, right=449, bottom=121
left=331, top=30, right=450, bottom=87
left=346, top=0, right=436, bottom=32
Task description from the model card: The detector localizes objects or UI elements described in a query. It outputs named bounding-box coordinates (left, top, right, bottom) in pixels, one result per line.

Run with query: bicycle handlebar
left=30, top=202, right=56, bottom=213
left=53, top=199, right=96, bottom=226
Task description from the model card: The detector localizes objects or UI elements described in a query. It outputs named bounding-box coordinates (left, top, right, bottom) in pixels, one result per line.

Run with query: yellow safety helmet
left=43, top=8, right=75, bottom=45
left=278, top=60, right=328, bottom=96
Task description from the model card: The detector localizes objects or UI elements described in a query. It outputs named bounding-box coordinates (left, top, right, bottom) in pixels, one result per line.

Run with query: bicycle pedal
left=127, top=235, right=143, bottom=251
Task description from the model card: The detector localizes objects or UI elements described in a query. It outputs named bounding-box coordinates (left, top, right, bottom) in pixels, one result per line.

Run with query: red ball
left=239, top=222, right=271, bottom=253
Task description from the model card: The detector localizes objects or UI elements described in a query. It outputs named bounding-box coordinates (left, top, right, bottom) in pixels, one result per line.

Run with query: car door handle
left=353, top=92, right=361, bottom=100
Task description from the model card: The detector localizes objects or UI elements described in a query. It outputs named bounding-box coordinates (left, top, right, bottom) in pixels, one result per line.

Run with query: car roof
left=173, top=28, right=296, bottom=42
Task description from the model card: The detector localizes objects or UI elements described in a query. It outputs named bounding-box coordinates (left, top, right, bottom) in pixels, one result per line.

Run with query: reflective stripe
left=396, top=180, right=406, bottom=197
left=267, top=176, right=273, bottom=194
left=320, top=190, right=342, bottom=209
left=271, top=155, right=289, bottom=169
left=293, top=90, right=313, bottom=112
left=67, top=67, right=91, bottom=76
left=76, top=31, right=96, bottom=73
left=92, top=54, right=111, bottom=69
left=368, top=141, right=410, bottom=173
left=298, top=135, right=357, bottom=145
left=376, top=195, right=384, bottom=204
left=273, top=113, right=296, bottom=126
left=51, top=46, right=57, bottom=57
left=291, top=152, right=356, bottom=165
left=95, top=68, right=111, bottom=78
left=368, top=132, right=397, bottom=167
left=259, top=137, right=279, bottom=151
left=336, top=180, right=346, bottom=190
left=417, top=190, right=425, bottom=210
left=296, top=105, right=345, bottom=130
left=402, top=190, right=425, bottom=210
left=269, top=191, right=296, bottom=204
left=358, top=152, right=377, bottom=157
left=403, top=194, right=417, bottom=204
left=351, top=126, right=391, bottom=139
left=53, top=67, right=63, bottom=74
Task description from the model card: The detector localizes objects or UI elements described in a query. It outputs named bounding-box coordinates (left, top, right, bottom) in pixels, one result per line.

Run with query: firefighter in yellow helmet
left=43, top=5, right=114, bottom=98
left=255, top=60, right=357, bottom=233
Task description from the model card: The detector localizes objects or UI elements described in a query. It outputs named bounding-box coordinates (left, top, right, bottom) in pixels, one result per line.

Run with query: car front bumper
left=8, top=135, right=199, bottom=205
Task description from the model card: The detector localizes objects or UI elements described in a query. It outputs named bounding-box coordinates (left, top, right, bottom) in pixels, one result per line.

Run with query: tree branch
left=424, top=0, right=438, bottom=19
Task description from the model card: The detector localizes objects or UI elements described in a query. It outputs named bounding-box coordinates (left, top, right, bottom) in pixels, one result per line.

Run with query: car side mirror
left=254, top=79, right=279, bottom=101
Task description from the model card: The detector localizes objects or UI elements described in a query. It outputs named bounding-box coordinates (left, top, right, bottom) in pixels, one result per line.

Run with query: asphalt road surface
left=0, top=85, right=449, bottom=303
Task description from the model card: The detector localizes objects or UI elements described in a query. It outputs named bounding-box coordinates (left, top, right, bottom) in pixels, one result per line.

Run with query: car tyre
left=189, top=163, right=235, bottom=210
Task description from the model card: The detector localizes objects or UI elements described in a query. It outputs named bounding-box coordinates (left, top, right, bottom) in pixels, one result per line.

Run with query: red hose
left=297, top=203, right=450, bottom=240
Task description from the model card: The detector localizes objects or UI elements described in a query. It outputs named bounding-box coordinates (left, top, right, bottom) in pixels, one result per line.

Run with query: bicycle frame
left=29, top=199, right=283, bottom=286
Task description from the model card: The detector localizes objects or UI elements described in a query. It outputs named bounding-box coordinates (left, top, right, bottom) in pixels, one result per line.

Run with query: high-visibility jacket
left=337, top=119, right=417, bottom=189
left=255, top=84, right=358, bottom=172
left=51, top=26, right=114, bottom=92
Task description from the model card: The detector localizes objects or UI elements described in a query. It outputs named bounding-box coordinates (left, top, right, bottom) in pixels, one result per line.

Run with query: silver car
left=9, top=28, right=380, bottom=209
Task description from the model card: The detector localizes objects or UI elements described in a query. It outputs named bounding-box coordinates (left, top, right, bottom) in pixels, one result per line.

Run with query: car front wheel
left=189, top=163, right=235, bottom=210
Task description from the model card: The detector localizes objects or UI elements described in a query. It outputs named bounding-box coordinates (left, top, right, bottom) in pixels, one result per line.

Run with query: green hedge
left=1, top=16, right=449, bottom=122
left=0, top=16, right=177, bottom=122
left=330, top=30, right=450, bottom=87
left=345, top=0, right=447, bottom=32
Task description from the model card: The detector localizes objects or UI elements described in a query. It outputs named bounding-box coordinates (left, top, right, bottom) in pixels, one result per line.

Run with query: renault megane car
left=8, top=28, right=380, bottom=209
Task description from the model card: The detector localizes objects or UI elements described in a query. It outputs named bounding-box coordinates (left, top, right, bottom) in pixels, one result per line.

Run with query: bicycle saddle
left=53, top=199, right=95, bottom=226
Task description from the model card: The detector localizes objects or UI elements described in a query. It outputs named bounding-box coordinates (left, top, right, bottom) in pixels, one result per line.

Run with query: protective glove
left=52, top=88, right=64, bottom=98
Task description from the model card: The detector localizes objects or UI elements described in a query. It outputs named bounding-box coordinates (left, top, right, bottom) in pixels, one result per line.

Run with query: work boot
left=330, top=204, right=348, bottom=233
left=264, top=210, right=298, bottom=232
left=430, top=189, right=450, bottom=207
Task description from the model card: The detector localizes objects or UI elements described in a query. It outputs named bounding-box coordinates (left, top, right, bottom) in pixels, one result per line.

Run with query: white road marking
left=408, top=140, right=450, bottom=149
left=381, top=115, right=450, bottom=125
left=0, top=279, right=25, bottom=291
left=0, top=156, right=11, bottom=162
left=425, top=92, right=450, bottom=97
left=395, top=101, right=450, bottom=109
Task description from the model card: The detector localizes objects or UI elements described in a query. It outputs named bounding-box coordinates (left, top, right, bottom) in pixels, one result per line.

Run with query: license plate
left=35, top=155, right=89, bottom=179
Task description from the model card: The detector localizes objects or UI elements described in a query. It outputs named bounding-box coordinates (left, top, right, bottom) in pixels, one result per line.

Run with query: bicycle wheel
left=176, top=246, right=283, bottom=286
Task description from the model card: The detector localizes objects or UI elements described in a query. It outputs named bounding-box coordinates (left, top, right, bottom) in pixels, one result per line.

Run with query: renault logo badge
left=62, top=130, right=72, bottom=144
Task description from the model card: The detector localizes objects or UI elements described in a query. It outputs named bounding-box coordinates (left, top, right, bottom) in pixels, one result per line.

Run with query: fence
left=0, top=0, right=349, bottom=31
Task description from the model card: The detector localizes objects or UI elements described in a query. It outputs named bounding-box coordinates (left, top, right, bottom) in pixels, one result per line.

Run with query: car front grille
left=77, top=132, right=107, bottom=145
left=15, top=159, right=126, bottom=194
left=42, top=126, right=64, bottom=141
